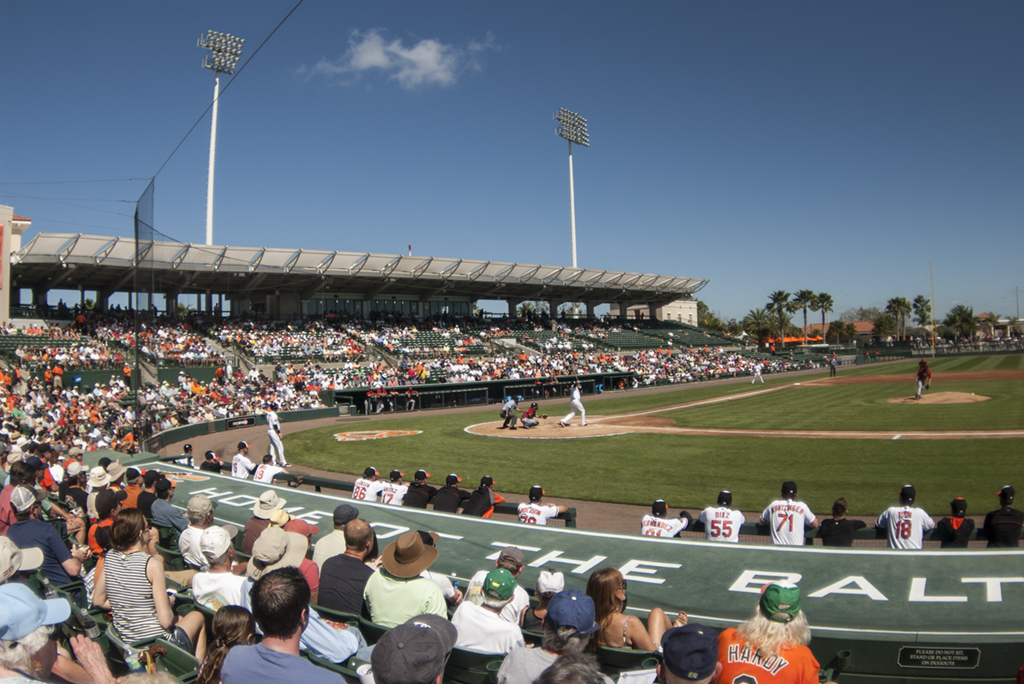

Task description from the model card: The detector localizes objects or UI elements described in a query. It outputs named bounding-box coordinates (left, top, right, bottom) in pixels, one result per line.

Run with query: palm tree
left=816, top=292, right=834, bottom=341
left=767, top=290, right=791, bottom=349
left=886, top=297, right=911, bottom=340
left=793, top=290, right=817, bottom=345
left=743, top=308, right=774, bottom=347
left=912, top=295, right=931, bottom=328
left=944, top=305, right=977, bottom=340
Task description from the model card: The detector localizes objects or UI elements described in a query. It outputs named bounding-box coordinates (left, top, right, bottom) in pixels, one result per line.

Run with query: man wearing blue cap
left=0, top=582, right=72, bottom=680
left=659, top=624, right=721, bottom=684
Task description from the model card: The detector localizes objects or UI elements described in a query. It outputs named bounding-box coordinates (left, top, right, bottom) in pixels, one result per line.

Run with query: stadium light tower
left=198, top=30, right=245, bottom=246
left=554, top=108, right=589, bottom=268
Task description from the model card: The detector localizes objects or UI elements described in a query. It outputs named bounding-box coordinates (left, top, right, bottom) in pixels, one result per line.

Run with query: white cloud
left=302, top=30, right=498, bottom=90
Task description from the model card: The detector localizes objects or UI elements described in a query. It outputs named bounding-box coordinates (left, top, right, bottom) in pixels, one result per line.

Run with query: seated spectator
left=0, top=536, right=44, bottom=583
left=937, top=497, right=975, bottom=548
left=95, top=509, right=207, bottom=659
left=7, top=485, right=90, bottom=588
left=522, top=569, right=565, bottom=632
left=371, top=614, right=457, bottom=684
left=59, top=461, right=88, bottom=515
left=249, top=527, right=320, bottom=605
left=586, top=567, right=683, bottom=650
left=243, top=491, right=286, bottom=555
left=466, top=546, right=530, bottom=624
left=136, top=469, right=161, bottom=518
left=364, top=530, right=447, bottom=627
left=983, top=485, right=1023, bottom=548
left=716, top=582, right=827, bottom=684
left=658, top=624, right=721, bottom=684
left=319, top=518, right=375, bottom=615
left=121, top=468, right=143, bottom=509
left=451, top=568, right=524, bottom=653
left=497, top=589, right=599, bottom=684
left=180, top=495, right=235, bottom=569
left=151, top=477, right=187, bottom=532
left=192, top=526, right=248, bottom=609
left=312, top=504, right=357, bottom=572
left=221, top=567, right=344, bottom=684
left=431, top=474, right=470, bottom=513
left=0, top=582, right=72, bottom=682
left=196, top=606, right=255, bottom=684
left=817, top=498, right=866, bottom=547
left=535, top=653, right=607, bottom=684
left=417, top=531, right=461, bottom=605
left=518, top=486, right=567, bottom=526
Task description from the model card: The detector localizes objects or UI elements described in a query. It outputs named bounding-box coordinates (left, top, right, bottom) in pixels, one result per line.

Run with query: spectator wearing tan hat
left=58, top=460, right=88, bottom=515
left=243, top=491, right=286, bottom=555
left=85, top=465, right=111, bottom=521
left=363, top=530, right=447, bottom=627
left=180, top=494, right=237, bottom=569
left=248, top=526, right=320, bottom=605
left=0, top=531, right=44, bottom=584
left=452, top=568, right=524, bottom=654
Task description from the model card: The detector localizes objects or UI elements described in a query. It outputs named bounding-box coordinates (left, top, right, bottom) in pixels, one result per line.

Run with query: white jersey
left=266, top=410, right=281, bottom=433
left=640, top=515, right=688, bottom=538
left=699, top=507, right=745, bottom=543
left=231, top=453, right=256, bottom=479
left=518, top=502, right=559, bottom=526
left=352, top=477, right=385, bottom=501
left=570, top=385, right=581, bottom=402
left=876, top=505, right=936, bottom=550
left=380, top=482, right=409, bottom=506
left=760, top=499, right=816, bottom=546
left=253, top=464, right=286, bottom=484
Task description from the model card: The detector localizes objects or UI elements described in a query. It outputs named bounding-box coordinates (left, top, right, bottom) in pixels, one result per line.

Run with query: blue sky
left=2, top=1, right=1022, bottom=322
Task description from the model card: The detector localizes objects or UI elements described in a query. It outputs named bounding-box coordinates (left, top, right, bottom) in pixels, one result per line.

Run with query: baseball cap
left=998, top=485, right=1015, bottom=503
left=10, top=486, right=45, bottom=514
left=333, top=504, right=358, bottom=524
left=96, top=488, right=127, bottom=518
left=652, top=500, right=668, bottom=517
left=414, top=470, right=430, bottom=481
left=252, top=490, right=287, bottom=519
left=480, top=475, right=494, bottom=487
left=529, top=485, right=544, bottom=501
left=66, top=461, right=83, bottom=478
left=545, top=589, right=599, bottom=636
left=900, top=484, right=917, bottom=501
left=0, top=537, right=44, bottom=583
left=661, top=623, right=719, bottom=681
left=759, top=581, right=801, bottom=623
left=183, top=444, right=193, bottom=452
left=68, top=446, right=83, bottom=458
left=0, top=582, right=71, bottom=641
left=143, top=469, right=162, bottom=486
left=187, top=494, right=214, bottom=518
left=155, top=478, right=173, bottom=494
left=417, top=531, right=440, bottom=547
left=390, top=470, right=404, bottom=482
left=200, top=526, right=235, bottom=561
left=247, top=528, right=307, bottom=580
left=717, top=491, right=733, bottom=506
left=535, top=569, right=565, bottom=595
left=445, top=474, right=461, bottom=485
left=204, top=450, right=217, bottom=461
left=125, top=467, right=141, bottom=482
left=950, top=497, right=967, bottom=516
left=284, top=518, right=319, bottom=538
left=364, top=467, right=378, bottom=478
left=483, top=568, right=516, bottom=601
left=371, top=614, right=457, bottom=684
left=498, top=546, right=526, bottom=567
left=237, top=441, right=249, bottom=451
left=23, top=456, right=46, bottom=471
left=781, top=481, right=798, bottom=496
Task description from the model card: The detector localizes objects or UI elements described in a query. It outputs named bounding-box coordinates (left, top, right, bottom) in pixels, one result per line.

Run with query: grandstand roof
left=11, top=233, right=708, bottom=306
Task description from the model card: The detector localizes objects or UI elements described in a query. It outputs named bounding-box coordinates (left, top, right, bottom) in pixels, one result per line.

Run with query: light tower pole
left=554, top=108, right=589, bottom=268
left=198, top=30, right=245, bottom=246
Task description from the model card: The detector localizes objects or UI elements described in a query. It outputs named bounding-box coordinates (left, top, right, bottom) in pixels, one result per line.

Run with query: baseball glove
left=925, top=381, right=931, bottom=390
left=542, top=414, right=548, bottom=419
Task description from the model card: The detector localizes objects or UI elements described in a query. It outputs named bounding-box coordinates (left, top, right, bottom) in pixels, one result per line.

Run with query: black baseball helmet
left=183, top=443, right=193, bottom=453
left=530, top=402, right=538, bottom=409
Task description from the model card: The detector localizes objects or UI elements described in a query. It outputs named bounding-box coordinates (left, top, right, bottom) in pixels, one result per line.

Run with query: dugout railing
left=686, top=520, right=1021, bottom=544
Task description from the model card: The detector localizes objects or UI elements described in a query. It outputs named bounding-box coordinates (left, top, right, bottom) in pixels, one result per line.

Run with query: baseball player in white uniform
left=640, top=500, right=691, bottom=537
left=265, top=403, right=287, bottom=467
left=751, top=363, right=764, bottom=384
left=698, top=491, right=745, bottom=543
left=380, top=470, right=409, bottom=506
left=760, top=481, right=817, bottom=546
left=231, top=441, right=257, bottom=479
left=558, top=381, right=587, bottom=427
left=352, top=466, right=385, bottom=501
left=253, top=454, right=287, bottom=484
left=875, top=484, right=936, bottom=550
left=518, top=486, right=567, bottom=525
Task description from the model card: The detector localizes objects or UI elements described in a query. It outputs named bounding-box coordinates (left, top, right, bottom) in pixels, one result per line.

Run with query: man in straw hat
left=243, top=490, right=287, bottom=554
left=364, top=530, right=447, bottom=627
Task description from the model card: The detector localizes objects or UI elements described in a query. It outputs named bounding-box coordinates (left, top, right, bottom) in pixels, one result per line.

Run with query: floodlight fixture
left=198, top=30, right=245, bottom=246
left=554, top=108, right=590, bottom=269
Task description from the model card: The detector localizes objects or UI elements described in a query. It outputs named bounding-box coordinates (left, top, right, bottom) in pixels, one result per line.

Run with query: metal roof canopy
left=11, top=233, right=708, bottom=306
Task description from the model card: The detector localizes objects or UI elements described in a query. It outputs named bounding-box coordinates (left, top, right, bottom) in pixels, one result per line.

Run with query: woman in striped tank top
left=93, top=509, right=207, bottom=659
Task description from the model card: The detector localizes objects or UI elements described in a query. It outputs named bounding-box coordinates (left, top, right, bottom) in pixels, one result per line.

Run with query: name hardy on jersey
left=727, top=642, right=791, bottom=676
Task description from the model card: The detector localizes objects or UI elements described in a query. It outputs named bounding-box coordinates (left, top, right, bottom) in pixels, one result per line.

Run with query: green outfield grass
left=285, top=355, right=1024, bottom=516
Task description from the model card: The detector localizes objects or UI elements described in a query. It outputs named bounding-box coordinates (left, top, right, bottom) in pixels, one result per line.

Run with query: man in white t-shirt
left=352, top=467, right=385, bottom=501
left=641, top=500, right=691, bottom=538
left=452, top=568, right=524, bottom=654
left=380, top=470, right=409, bottom=506
left=518, top=486, right=567, bottom=526
left=231, top=441, right=256, bottom=480
left=465, top=546, right=530, bottom=625
left=253, top=455, right=287, bottom=484
left=759, top=481, right=817, bottom=546
left=875, top=484, right=936, bottom=550
left=192, top=526, right=248, bottom=609
left=698, top=491, right=745, bottom=543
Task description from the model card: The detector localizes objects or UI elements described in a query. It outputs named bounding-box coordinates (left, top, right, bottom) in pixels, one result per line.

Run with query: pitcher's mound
left=888, top=391, right=989, bottom=405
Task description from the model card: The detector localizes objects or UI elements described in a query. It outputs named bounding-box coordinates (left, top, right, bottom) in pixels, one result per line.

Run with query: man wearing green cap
left=451, top=568, right=524, bottom=654
left=716, top=581, right=828, bottom=684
